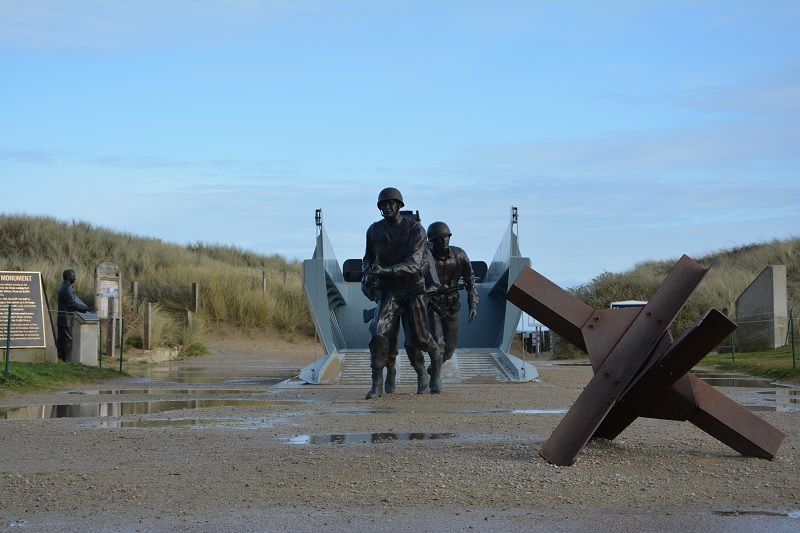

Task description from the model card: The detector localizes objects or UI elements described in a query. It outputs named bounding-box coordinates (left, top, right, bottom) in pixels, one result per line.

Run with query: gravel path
left=1, top=331, right=798, bottom=532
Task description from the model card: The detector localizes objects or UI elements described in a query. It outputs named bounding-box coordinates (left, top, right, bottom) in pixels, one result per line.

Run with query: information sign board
left=0, top=271, right=46, bottom=348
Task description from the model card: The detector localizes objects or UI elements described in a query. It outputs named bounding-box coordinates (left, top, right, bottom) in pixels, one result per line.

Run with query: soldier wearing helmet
left=361, top=187, right=443, bottom=398
left=425, top=221, right=478, bottom=364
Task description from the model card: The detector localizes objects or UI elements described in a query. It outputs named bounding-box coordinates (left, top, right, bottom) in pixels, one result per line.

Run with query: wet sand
left=1, top=331, right=798, bottom=532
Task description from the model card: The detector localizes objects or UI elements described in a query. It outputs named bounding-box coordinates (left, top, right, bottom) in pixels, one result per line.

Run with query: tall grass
left=3, top=214, right=796, bottom=361
left=0, top=214, right=314, bottom=354
left=179, top=315, right=210, bottom=357
left=555, top=237, right=800, bottom=358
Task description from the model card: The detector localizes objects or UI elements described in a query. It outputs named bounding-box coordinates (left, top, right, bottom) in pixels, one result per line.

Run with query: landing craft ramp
left=301, top=207, right=537, bottom=385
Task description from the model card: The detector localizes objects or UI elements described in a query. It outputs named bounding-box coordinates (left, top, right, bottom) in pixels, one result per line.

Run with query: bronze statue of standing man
left=362, top=188, right=443, bottom=398
left=56, top=269, right=97, bottom=362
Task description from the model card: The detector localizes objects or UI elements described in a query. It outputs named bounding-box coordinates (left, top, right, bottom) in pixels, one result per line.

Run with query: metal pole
left=791, top=309, right=796, bottom=370
left=106, top=297, right=116, bottom=363
left=730, top=332, right=735, bottom=363
left=4, top=304, right=10, bottom=375
left=119, top=315, right=124, bottom=373
left=99, top=318, right=102, bottom=368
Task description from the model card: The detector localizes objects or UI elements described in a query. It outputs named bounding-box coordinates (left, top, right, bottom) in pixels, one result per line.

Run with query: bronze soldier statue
left=362, top=188, right=443, bottom=398
left=425, top=221, right=478, bottom=363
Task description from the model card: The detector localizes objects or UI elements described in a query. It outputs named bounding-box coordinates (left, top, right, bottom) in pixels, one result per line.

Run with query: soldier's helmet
left=377, top=187, right=404, bottom=208
left=427, top=221, right=452, bottom=240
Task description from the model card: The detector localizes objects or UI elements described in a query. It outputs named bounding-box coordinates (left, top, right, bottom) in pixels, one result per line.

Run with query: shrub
left=552, top=237, right=800, bottom=359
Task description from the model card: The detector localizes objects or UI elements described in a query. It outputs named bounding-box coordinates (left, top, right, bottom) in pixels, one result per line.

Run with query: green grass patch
left=701, top=344, right=800, bottom=383
left=0, top=361, right=122, bottom=396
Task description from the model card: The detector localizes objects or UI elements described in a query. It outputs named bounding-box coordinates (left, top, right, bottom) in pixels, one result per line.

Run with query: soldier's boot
left=365, top=368, right=385, bottom=399
left=415, top=368, right=430, bottom=394
left=384, top=365, right=396, bottom=394
left=407, top=347, right=429, bottom=394
left=427, top=346, right=443, bottom=394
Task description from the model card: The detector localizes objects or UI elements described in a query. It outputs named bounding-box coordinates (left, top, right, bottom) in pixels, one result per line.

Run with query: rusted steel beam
left=683, top=374, right=784, bottom=459
left=593, top=308, right=736, bottom=440
left=506, top=267, right=594, bottom=353
left=508, top=254, right=785, bottom=465
left=625, top=373, right=785, bottom=459
left=538, top=256, right=710, bottom=466
left=582, top=307, right=641, bottom=372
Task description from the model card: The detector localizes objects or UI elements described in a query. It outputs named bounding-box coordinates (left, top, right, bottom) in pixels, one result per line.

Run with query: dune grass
left=3, top=213, right=797, bottom=380
left=554, top=236, right=800, bottom=361
left=0, top=214, right=314, bottom=357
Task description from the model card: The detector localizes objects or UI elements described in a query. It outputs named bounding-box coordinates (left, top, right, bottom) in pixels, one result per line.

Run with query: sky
left=1, top=0, right=798, bottom=288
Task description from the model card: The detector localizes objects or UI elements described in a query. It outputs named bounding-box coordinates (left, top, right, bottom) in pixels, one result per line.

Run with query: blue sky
left=1, top=0, right=798, bottom=288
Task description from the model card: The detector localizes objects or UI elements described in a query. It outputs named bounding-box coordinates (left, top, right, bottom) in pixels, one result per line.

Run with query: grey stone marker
left=735, top=265, right=788, bottom=351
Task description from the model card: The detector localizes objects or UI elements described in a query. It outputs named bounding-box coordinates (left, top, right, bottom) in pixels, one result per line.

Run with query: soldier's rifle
left=362, top=282, right=466, bottom=323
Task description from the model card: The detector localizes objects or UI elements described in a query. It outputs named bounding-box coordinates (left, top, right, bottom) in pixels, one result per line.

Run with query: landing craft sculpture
left=506, top=255, right=785, bottom=466
left=301, top=206, right=537, bottom=386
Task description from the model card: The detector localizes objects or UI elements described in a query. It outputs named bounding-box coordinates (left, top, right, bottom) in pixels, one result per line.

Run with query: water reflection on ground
left=693, top=369, right=800, bottom=412
left=0, top=399, right=305, bottom=420
left=85, top=417, right=289, bottom=429
left=63, top=389, right=250, bottom=395
left=457, top=408, right=568, bottom=415
left=124, top=362, right=297, bottom=385
left=692, top=369, right=786, bottom=389
left=288, top=432, right=458, bottom=445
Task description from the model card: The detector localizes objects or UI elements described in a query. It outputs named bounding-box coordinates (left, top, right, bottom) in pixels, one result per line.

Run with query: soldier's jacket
left=428, top=244, right=478, bottom=311
left=362, top=214, right=427, bottom=298
left=57, top=281, right=92, bottom=328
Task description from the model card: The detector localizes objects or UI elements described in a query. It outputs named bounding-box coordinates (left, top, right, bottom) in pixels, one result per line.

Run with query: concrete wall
left=735, top=265, right=788, bottom=351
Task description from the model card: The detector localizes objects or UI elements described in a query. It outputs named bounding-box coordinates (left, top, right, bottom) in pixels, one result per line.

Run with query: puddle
left=689, top=370, right=800, bottom=412
left=691, top=370, right=786, bottom=389
left=511, top=409, right=567, bottom=414
left=288, top=432, right=457, bottom=445
left=63, top=389, right=249, bottom=396
left=125, top=373, right=287, bottom=385
left=84, top=417, right=285, bottom=429
left=757, top=390, right=800, bottom=403
left=0, top=399, right=305, bottom=420
left=714, top=509, right=800, bottom=518
left=458, top=409, right=568, bottom=415
left=124, top=365, right=294, bottom=385
left=78, top=407, right=374, bottom=429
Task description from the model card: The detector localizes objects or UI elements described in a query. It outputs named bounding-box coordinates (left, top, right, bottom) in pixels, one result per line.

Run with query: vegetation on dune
left=1, top=213, right=797, bottom=382
left=0, top=214, right=314, bottom=358
left=552, top=237, right=800, bottom=377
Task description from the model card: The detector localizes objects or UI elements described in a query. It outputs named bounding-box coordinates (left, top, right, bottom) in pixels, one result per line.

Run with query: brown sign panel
left=0, top=271, right=46, bottom=348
